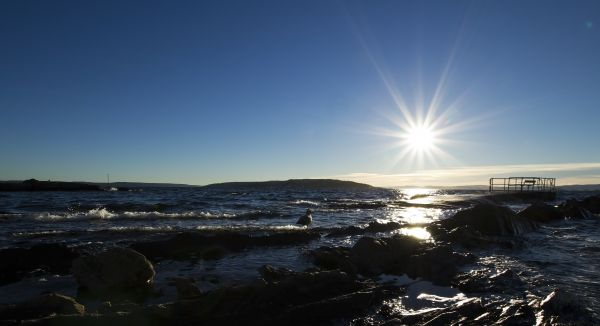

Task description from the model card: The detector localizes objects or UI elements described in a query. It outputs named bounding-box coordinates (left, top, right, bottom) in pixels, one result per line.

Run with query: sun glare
left=406, top=125, right=435, bottom=151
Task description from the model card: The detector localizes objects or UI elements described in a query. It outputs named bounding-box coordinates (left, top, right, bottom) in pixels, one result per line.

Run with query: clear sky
left=1, top=0, right=600, bottom=186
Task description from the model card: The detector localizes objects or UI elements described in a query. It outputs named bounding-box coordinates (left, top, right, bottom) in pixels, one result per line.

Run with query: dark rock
left=348, top=235, right=471, bottom=285
left=326, top=221, right=403, bottom=238
left=258, top=265, right=295, bottom=283
left=310, top=246, right=355, bottom=274
left=405, top=245, right=475, bottom=286
left=559, top=199, right=594, bottom=219
left=130, top=231, right=320, bottom=261
left=378, top=297, right=485, bottom=325
left=0, top=293, right=84, bottom=320
left=350, top=237, right=395, bottom=275
left=517, top=202, right=564, bottom=223
left=453, top=269, right=525, bottom=294
left=168, top=277, right=202, bottom=299
left=327, top=225, right=364, bottom=237
left=0, top=243, right=79, bottom=286
left=97, top=300, right=142, bottom=314
left=149, top=269, right=401, bottom=325
left=433, top=203, right=538, bottom=237
left=538, top=289, right=594, bottom=324
left=582, top=195, right=600, bottom=214
left=72, top=247, right=155, bottom=298
left=365, top=221, right=403, bottom=233
left=495, top=299, right=536, bottom=325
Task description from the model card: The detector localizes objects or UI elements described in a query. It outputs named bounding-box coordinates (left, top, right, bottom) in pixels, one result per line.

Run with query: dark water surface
left=1, top=187, right=599, bottom=319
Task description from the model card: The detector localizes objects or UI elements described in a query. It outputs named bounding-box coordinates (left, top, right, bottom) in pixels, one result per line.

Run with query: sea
left=0, top=187, right=599, bottom=319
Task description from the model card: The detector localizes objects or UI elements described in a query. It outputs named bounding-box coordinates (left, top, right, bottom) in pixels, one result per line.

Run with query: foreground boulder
left=0, top=293, right=84, bottom=321
left=0, top=243, right=79, bottom=285
left=431, top=203, right=538, bottom=238
left=72, top=247, right=155, bottom=298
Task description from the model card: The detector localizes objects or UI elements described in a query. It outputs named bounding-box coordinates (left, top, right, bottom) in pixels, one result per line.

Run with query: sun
left=406, top=124, right=435, bottom=152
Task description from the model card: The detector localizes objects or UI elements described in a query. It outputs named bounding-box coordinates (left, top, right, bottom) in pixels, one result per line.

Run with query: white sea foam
left=32, top=208, right=241, bottom=221
left=290, top=200, right=321, bottom=206
left=195, top=224, right=305, bottom=231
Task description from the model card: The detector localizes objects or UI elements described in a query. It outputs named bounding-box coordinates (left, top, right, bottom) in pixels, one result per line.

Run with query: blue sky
left=1, top=0, right=600, bottom=186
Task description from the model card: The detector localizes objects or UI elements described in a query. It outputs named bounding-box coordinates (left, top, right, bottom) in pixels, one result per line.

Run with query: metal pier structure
left=487, top=177, right=556, bottom=201
left=489, top=177, right=556, bottom=193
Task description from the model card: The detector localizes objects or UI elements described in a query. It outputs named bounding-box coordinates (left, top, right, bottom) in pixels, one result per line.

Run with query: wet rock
left=348, top=235, right=471, bottom=285
left=559, top=199, right=594, bottom=219
left=326, top=221, right=403, bottom=238
left=453, top=269, right=525, bottom=294
left=405, top=245, right=475, bottom=286
left=97, top=300, right=142, bottom=314
left=517, top=202, right=564, bottom=223
left=130, top=231, right=320, bottom=261
left=350, top=237, right=398, bottom=275
left=0, top=243, right=79, bottom=285
left=310, top=246, right=355, bottom=274
left=582, top=195, right=600, bottom=214
left=72, top=247, right=155, bottom=298
left=537, top=289, right=594, bottom=323
left=0, top=293, right=84, bottom=320
left=150, top=269, right=401, bottom=325
left=432, top=203, right=538, bottom=237
left=377, top=297, right=485, bottom=325
left=495, top=299, right=536, bottom=325
left=168, top=277, right=202, bottom=299
left=258, top=265, right=295, bottom=283
left=327, top=225, right=365, bottom=237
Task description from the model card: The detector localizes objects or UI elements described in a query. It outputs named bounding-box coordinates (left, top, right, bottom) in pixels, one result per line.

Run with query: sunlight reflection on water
left=384, top=207, right=444, bottom=224
left=394, top=227, right=432, bottom=240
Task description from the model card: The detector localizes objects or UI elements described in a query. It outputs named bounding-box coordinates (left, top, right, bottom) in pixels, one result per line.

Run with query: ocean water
left=0, top=187, right=599, bottom=318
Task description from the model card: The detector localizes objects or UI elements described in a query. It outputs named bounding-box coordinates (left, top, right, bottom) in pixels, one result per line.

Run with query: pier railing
left=489, top=177, right=556, bottom=193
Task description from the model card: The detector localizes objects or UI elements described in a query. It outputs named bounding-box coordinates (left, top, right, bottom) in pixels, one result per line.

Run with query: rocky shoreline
left=1, top=195, right=599, bottom=325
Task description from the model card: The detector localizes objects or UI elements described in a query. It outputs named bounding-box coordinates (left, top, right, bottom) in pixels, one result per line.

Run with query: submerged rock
left=326, top=221, right=403, bottom=238
left=581, top=195, right=600, bottom=214
left=130, top=231, right=320, bottom=261
left=0, top=293, right=85, bottom=321
left=0, top=243, right=79, bottom=285
left=517, top=202, right=564, bottom=223
left=558, top=199, right=594, bottom=219
left=71, top=247, right=155, bottom=298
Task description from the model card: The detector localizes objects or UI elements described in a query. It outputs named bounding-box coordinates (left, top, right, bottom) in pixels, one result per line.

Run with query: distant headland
left=0, top=178, right=375, bottom=192
left=201, top=179, right=375, bottom=190
left=0, top=179, right=102, bottom=192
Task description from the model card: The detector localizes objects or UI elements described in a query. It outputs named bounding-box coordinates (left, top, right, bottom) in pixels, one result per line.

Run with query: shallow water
left=1, top=187, right=599, bottom=319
